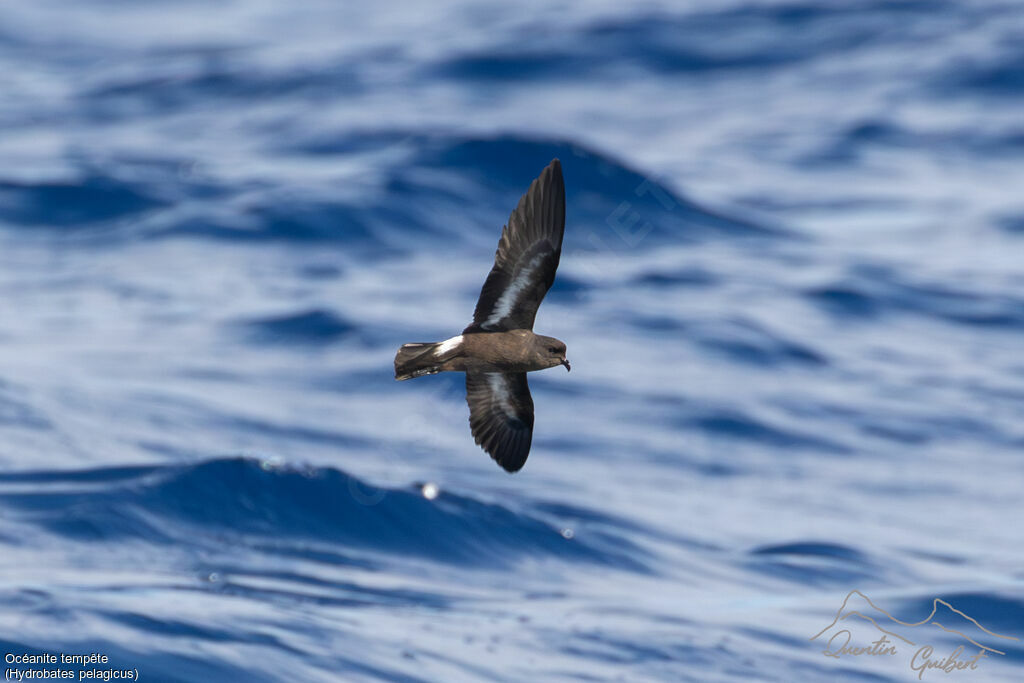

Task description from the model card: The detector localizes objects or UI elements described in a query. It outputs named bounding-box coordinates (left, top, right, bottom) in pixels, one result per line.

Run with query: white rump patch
left=435, top=335, right=463, bottom=356
left=484, top=253, right=544, bottom=329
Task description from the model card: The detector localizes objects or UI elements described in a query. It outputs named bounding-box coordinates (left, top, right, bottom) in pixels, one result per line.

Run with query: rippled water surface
left=1, top=1, right=1023, bottom=681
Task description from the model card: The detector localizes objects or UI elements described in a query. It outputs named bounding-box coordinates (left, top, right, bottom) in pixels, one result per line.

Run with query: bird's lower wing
left=465, top=372, right=534, bottom=472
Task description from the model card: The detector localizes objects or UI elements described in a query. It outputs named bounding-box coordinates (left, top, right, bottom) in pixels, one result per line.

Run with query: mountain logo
left=810, top=590, right=1018, bottom=678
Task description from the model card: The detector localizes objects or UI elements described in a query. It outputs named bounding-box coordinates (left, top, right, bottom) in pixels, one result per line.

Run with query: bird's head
left=534, top=335, right=570, bottom=372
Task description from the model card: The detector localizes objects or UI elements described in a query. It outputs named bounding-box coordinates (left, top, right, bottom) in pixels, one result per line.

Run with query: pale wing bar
left=465, top=372, right=534, bottom=472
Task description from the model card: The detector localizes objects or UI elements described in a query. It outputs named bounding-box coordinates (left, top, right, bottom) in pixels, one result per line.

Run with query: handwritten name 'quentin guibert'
left=822, top=630, right=988, bottom=678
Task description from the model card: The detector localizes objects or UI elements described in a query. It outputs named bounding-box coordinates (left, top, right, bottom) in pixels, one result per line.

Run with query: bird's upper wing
left=464, top=159, right=565, bottom=333
left=466, top=372, right=534, bottom=472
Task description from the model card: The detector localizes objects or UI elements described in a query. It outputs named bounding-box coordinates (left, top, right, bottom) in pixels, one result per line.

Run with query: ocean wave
left=805, top=264, right=1024, bottom=328
left=747, top=542, right=884, bottom=586
left=0, top=133, right=780, bottom=249
left=0, top=175, right=168, bottom=229
left=0, top=457, right=650, bottom=572
left=234, top=309, right=357, bottom=345
left=431, top=2, right=948, bottom=82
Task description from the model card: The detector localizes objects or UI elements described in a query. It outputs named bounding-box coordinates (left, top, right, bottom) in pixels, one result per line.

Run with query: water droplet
left=260, top=456, right=284, bottom=471
left=560, top=528, right=574, bottom=539
left=421, top=482, right=439, bottom=500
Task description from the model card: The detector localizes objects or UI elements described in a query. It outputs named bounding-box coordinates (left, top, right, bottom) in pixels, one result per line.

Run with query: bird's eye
left=549, top=346, right=558, bottom=353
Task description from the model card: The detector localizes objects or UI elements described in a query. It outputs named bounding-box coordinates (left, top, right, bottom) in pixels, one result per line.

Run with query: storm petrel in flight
left=394, top=159, right=569, bottom=472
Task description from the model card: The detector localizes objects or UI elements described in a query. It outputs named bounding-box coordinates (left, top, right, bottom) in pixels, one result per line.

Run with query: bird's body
left=395, top=330, right=568, bottom=377
left=394, top=159, right=569, bottom=472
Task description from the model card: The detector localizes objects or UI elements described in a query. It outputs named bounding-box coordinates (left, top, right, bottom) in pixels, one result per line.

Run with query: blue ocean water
left=1, top=1, right=1023, bottom=681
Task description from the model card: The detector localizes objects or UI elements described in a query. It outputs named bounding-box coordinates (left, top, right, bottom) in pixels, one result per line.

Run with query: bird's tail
left=394, top=342, right=446, bottom=381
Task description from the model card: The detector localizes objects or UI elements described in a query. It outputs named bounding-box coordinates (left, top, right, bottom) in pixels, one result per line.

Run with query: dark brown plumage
left=394, top=159, right=569, bottom=472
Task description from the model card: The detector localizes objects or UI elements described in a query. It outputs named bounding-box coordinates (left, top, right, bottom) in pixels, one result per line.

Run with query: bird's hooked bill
left=561, top=359, right=571, bottom=372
